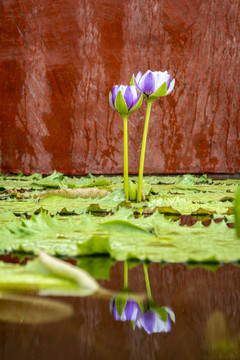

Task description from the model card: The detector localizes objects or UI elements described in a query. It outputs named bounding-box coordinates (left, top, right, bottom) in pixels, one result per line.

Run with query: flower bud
left=109, top=85, right=143, bottom=116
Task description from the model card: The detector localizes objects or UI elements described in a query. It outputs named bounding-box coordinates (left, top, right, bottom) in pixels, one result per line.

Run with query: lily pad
left=0, top=174, right=240, bottom=263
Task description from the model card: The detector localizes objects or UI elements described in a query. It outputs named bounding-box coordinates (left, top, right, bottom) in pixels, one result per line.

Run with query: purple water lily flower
left=110, top=298, right=142, bottom=322
left=134, top=70, right=175, bottom=99
left=135, top=307, right=175, bottom=334
left=109, top=85, right=143, bottom=116
left=109, top=84, right=143, bottom=200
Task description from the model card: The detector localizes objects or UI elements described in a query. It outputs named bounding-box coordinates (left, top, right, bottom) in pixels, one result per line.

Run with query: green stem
left=123, top=116, right=129, bottom=201
left=143, top=263, right=153, bottom=301
left=123, top=261, right=129, bottom=289
left=137, top=100, right=153, bottom=202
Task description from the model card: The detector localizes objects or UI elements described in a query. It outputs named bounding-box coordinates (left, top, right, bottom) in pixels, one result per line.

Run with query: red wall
left=0, top=0, right=239, bottom=175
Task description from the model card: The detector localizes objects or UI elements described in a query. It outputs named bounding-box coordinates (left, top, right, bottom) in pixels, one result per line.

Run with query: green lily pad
left=0, top=174, right=240, bottom=263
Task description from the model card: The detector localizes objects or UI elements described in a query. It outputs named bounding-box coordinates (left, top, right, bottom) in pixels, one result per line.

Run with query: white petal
left=119, top=85, right=128, bottom=96
left=164, top=306, right=175, bottom=323
left=153, top=316, right=165, bottom=332
left=135, top=71, right=143, bottom=83
left=153, top=72, right=164, bottom=92
left=121, top=312, right=127, bottom=321
left=135, top=317, right=143, bottom=329
left=109, top=92, right=116, bottom=110
left=153, top=71, right=168, bottom=92
left=166, top=79, right=175, bottom=95
left=134, top=75, right=143, bottom=93
left=129, top=84, right=138, bottom=101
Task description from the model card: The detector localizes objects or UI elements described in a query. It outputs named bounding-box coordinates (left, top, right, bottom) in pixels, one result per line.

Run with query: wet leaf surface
left=0, top=173, right=240, bottom=262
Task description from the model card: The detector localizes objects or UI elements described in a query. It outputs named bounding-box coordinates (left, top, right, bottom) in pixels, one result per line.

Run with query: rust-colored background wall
left=0, top=0, right=239, bottom=175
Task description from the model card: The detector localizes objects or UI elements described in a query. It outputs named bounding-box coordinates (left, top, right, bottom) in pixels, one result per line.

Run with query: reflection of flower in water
left=134, top=263, right=175, bottom=334
left=110, top=297, right=141, bottom=322
left=109, top=262, right=175, bottom=334
left=110, top=262, right=143, bottom=322
left=135, top=306, right=175, bottom=334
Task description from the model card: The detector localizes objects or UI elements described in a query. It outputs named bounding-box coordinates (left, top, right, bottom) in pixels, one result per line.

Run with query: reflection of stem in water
left=143, top=263, right=153, bottom=301
left=96, top=284, right=146, bottom=303
left=123, top=261, right=129, bottom=289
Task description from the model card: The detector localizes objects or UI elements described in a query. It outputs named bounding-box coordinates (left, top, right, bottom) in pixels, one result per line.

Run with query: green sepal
left=234, top=186, right=240, bottom=238
left=149, top=301, right=168, bottom=322
left=155, top=306, right=168, bottom=322
left=115, top=293, right=128, bottom=316
left=167, top=307, right=175, bottom=323
left=138, top=298, right=144, bottom=313
left=114, top=289, right=144, bottom=317
left=149, top=82, right=167, bottom=100
left=131, top=320, right=135, bottom=329
left=128, top=180, right=137, bottom=201
left=115, top=91, right=129, bottom=116
left=130, top=74, right=135, bottom=86
left=128, top=92, right=143, bottom=114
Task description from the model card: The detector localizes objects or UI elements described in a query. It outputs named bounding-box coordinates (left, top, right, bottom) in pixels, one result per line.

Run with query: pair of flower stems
left=122, top=98, right=153, bottom=202
left=109, top=70, right=175, bottom=202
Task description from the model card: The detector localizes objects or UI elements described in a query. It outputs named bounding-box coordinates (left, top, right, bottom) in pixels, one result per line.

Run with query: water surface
left=0, top=258, right=239, bottom=360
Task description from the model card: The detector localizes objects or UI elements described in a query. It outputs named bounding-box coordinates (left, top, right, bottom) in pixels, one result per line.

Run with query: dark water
left=0, top=258, right=239, bottom=360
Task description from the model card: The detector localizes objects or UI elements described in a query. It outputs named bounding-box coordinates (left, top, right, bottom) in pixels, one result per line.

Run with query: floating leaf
left=39, top=188, right=110, bottom=200
left=100, top=219, right=153, bottom=236
left=175, top=174, right=210, bottom=185
left=234, top=186, right=240, bottom=238
left=0, top=174, right=240, bottom=263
